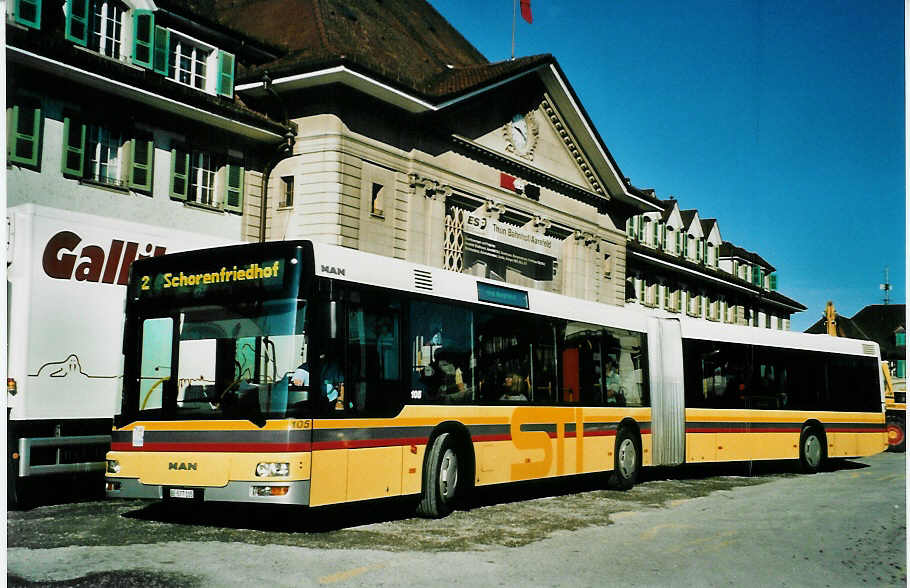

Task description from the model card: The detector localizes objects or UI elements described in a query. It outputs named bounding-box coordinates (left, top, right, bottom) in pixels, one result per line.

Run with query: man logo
left=169, top=462, right=198, bottom=471
left=320, top=265, right=346, bottom=276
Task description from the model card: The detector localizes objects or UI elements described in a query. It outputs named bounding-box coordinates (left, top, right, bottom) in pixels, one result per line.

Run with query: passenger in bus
left=604, top=358, right=625, bottom=406
left=499, top=372, right=528, bottom=402
left=423, top=351, right=469, bottom=403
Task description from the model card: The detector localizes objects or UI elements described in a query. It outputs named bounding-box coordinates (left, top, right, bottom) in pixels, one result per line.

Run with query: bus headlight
left=255, top=462, right=289, bottom=477
left=106, top=459, right=121, bottom=474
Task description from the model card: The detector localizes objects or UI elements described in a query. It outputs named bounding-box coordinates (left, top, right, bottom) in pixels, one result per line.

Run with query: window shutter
left=14, top=0, right=42, bottom=29
left=637, top=217, right=644, bottom=241
left=653, top=222, right=659, bottom=246
left=626, top=218, right=633, bottom=237
left=8, top=104, right=42, bottom=167
left=65, top=0, right=89, bottom=46
left=217, top=51, right=235, bottom=97
left=897, top=360, right=906, bottom=378
left=132, top=10, right=155, bottom=68
left=169, top=147, right=189, bottom=200
left=128, top=138, right=154, bottom=192
left=769, top=274, right=778, bottom=291
left=61, top=115, right=85, bottom=176
left=152, top=26, right=170, bottom=75
left=224, top=163, right=244, bottom=212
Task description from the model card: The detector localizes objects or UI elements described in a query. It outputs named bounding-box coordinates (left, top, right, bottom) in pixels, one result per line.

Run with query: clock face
left=510, top=113, right=529, bottom=151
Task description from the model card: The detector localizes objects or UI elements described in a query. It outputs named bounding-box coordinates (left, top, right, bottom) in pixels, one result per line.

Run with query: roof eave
left=9, top=45, right=284, bottom=142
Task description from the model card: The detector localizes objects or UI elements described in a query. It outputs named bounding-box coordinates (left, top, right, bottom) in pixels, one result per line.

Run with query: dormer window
left=169, top=35, right=211, bottom=91
left=91, top=0, right=124, bottom=58
left=66, top=0, right=127, bottom=60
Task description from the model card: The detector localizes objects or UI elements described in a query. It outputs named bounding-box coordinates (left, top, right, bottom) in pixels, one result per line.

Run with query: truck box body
left=7, top=204, right=232, bottom=486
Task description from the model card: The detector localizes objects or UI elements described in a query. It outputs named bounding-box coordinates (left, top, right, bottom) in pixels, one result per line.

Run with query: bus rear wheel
left=799, top=426, right=826, bottom=474
left=886, top=418, right=906, bottom=453
left=611, top=428, right=640, bottom=490
left=417, top=433, right=462, bottom=518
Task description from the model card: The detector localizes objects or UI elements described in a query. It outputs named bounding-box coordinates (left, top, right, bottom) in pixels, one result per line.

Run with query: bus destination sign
left=134, top=260, right=287, bottom=300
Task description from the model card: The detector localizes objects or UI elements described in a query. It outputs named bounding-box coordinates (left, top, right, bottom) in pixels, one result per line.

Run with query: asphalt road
left=7, top=452, right=906, bottom=587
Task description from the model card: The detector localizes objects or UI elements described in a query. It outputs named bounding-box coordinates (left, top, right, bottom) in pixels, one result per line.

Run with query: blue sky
left=429, top=0, right=905, bottom=331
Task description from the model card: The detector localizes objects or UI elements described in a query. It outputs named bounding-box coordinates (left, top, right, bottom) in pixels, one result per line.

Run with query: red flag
left=520, top=0, right=532, bottom=23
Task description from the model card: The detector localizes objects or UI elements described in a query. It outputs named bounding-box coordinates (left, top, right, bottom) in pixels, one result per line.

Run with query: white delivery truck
left=6, top=204, right=231, bottom=506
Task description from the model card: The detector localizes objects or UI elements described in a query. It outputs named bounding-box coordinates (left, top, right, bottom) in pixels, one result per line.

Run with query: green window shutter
left=169, top=147, right=189, bottom=200
left=152, top=26, right=170, bottom=75
left=129, top=138, right=154, bottom=192
left=897, top=360, right=906, bottom=378
left=14, top=0, right=42, bottom=29
left=65, top=0, right=89, bottom=46
left=896, top=332, right=905, bottom=346
left=224, top=163, right=244, bottom=212
left=8, top=104, right=42, bottom=167
left=132, top=10, right=155, bottom=69
left=653, top=222, right=659, bottom=246
left=769, top=274, right=778, bottom=291
left=626, top=218, right=633, bottom=237
left=216, top=51, right=235, bottom=97
left=61, top=116, right=85, bottom=177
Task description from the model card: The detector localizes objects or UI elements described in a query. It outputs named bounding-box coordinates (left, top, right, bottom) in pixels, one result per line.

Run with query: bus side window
left=346, top=299, right=401, bottom=415
left=408, top=301, right=474, bottom=405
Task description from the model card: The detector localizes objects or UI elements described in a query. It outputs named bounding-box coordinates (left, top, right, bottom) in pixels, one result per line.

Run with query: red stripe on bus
left=312, top=437, right=429, bottom=450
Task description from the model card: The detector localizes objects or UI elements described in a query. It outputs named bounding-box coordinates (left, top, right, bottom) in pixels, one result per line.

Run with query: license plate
left=169, top=488, right=195, bottom=499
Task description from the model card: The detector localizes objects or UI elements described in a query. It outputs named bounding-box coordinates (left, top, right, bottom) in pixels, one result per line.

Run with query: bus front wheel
left=799, top=426, right=826, bottom=474
left=611, top=428, right=640, bottom=490
left=417, top=432, right=462, bottom=518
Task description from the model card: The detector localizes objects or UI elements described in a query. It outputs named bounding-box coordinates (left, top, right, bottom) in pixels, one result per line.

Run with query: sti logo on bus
left=42, top=230, right=166, bottom=286
left=321, top=265, right=346, bottom=276
left=169, top=462, right=198, bottom=471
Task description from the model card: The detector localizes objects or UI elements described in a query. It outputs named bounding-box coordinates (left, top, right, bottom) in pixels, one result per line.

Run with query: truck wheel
left=611, top=427, right=641, bottom=490
left=886, top=418, right=906, bottom=453
left=416, top=433, right=462, bottom=518
left=799, top=426, right=826, bottom=474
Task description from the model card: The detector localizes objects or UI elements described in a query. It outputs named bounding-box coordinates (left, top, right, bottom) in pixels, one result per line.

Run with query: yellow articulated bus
left=105, top=241, right=887, bottom=517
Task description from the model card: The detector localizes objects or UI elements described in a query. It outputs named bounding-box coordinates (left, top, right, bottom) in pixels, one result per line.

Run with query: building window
left=14, top=0, right=42, bottom=29
left=280, top=175, right=294, bottom=207
left=7, top=102, right=42, bottom=168
left=170, top=37, right=210, bottom=90
left=189, top=150, right=215, bottom=205
left=89, top=0, right=124, bottom=59
left=85, top=124, right=124, bottom=185
left=371, top=182, right=384, bottom=216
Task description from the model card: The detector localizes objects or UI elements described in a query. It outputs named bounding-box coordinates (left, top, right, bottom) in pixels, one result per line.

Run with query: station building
left=6, top=0, right=804, bottom=324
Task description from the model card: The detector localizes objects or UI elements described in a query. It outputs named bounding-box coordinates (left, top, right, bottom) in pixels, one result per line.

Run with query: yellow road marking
left=319, top=563, right=385, bottom=584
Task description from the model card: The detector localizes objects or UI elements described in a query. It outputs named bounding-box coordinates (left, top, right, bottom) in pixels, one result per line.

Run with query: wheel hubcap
left=618, top=438, right=636, bottom=479
left=439, top=448, right=458, bottom=501
left=804, top=435, right=821, bottom=467
left=887, top=423, right=904, bottom=446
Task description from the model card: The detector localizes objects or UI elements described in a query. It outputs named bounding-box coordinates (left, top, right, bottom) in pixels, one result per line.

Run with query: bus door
left=648, top=317, right=685, bottom=465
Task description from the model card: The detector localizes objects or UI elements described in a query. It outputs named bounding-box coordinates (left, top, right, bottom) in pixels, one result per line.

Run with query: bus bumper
left=105, top=477, right=311, bottom=505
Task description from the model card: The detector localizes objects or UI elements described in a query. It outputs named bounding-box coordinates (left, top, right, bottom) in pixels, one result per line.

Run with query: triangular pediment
left=468, top=94, right=606, bottom=196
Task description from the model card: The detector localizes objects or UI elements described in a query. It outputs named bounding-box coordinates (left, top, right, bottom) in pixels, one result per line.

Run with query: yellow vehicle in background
left=882, top=366, right=906, bottom=452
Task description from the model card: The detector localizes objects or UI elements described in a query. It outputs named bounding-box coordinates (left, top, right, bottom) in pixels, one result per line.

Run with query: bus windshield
left=137, top=299, right=310, bottom=425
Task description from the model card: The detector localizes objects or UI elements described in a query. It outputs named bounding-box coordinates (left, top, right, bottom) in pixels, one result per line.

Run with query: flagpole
left=511, top=0, right=517, bottom=60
